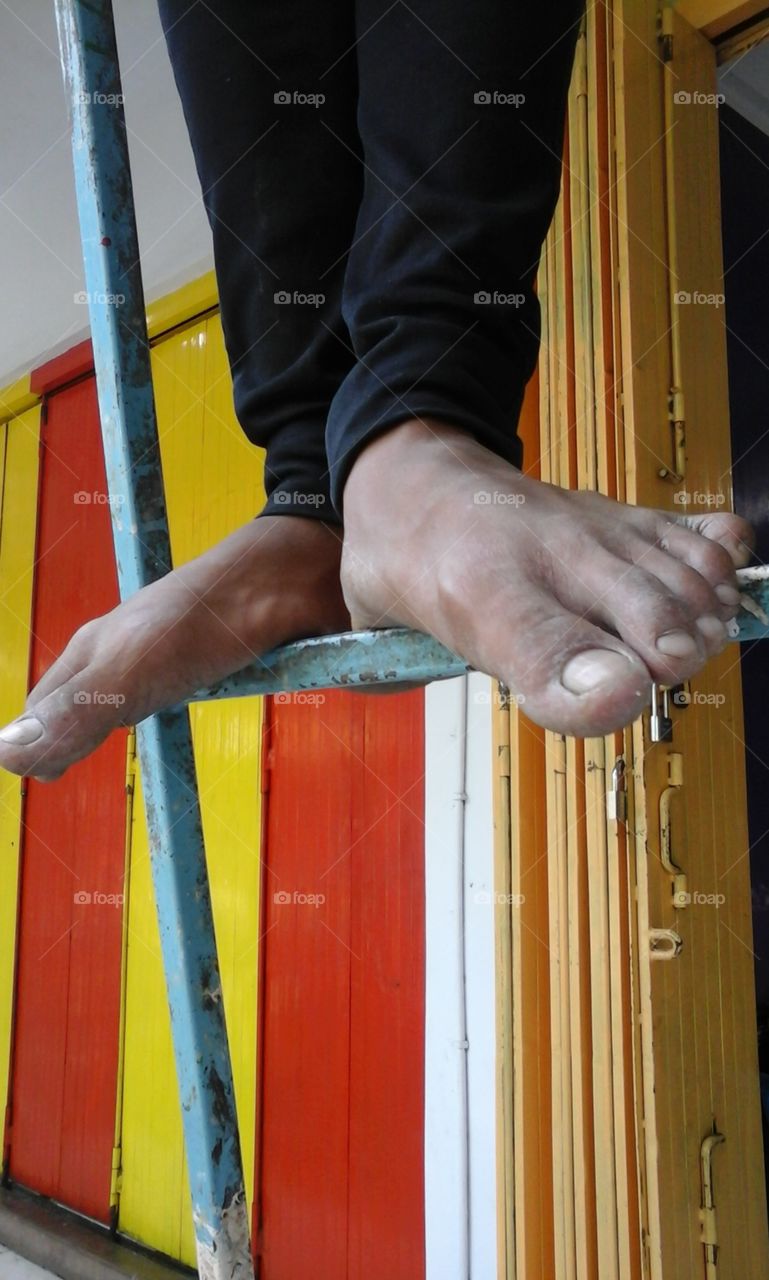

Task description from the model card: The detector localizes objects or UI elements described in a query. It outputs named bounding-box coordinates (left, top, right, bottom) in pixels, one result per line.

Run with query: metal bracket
left=700, top=1129, right=725, bottom=1277
left=606, top=755, right=627, bottom=824
left=649, top=927, right=683, bottom=960
left=659, top=753, right=688, bottom=908
left=649, top=683, right=673, bottom=743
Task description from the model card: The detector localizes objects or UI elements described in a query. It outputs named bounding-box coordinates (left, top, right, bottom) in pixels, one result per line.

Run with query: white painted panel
left=464, top=673, right=498, bottom=1279
left=424, top=674, right=498, bottom=1280
left=424, top=676, right=469, bottom=1280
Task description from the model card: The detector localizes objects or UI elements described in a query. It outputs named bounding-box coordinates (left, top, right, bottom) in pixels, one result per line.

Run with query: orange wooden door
left=6, top=374, right=126, bottom=1221
left=257, top=689, right=426, bottom=1279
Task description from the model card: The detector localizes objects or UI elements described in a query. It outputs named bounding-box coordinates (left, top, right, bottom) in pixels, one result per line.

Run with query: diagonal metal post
left=54, top=3, right=252, bottom=1274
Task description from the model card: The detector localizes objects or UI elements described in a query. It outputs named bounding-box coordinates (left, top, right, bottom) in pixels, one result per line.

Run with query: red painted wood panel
left=257, top=690, right=425, bottom=1279
left=8, top=376, right=126, bottom=1222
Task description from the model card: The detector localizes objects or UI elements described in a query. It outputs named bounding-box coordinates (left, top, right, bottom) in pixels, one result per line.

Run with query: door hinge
left=658, top=387, right=686, bottom=484
left=2, top=1103, right=12, bottom=1176
left=110, top=1142, right=123, bottom=1208
left=658, top=5, right=674, bottom=61
left=125, top=727, right=137, bottom=794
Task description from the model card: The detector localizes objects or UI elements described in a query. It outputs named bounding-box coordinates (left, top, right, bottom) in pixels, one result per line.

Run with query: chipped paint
left=177, top=627, right=471, bottom=708
left=735, top=566, right=769, bottom=639
left=195, top=1189, right=253, bottom=1280
left=171, top=571, right=769, bottom=711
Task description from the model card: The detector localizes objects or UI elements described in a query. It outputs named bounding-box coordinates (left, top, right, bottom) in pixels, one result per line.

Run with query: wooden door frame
left=678, top=0, right=769, bottom=41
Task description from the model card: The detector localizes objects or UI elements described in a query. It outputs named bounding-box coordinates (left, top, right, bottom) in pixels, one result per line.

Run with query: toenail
left=0, top=717, right=44, bottom=746
left=561, top=649, right=635, bottom=694
left=696, top=615, right=728, bottom=642
left=715, top=584, right=740, bottom=607
left=656, top=630, right=699, bottom=658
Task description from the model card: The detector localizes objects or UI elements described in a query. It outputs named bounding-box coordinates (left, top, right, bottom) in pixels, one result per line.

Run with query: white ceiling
left=719, top=37, right=769, bottom=137
left=0, top=0, right=213, bottom=386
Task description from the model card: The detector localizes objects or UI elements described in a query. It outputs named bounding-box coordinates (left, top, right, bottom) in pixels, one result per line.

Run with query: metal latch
left=660, top=753, right=688, bottom=908
left=657, top=4, right=675, bottom=63
left=700, top=1128, right=725, bottom=1276
left=649, top=927, right=683, bottom=960
left=606, top=755, right=627, bottom=823
left=649, top=683, right=673, bottom=743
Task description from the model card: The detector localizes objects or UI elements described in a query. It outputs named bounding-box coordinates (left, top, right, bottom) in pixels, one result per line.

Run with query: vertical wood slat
left=569, top=15, right=620, bottom=1280
left=593, top=8, right=644, bottom=1269
left=547, top=730, right=576, bottom=1280
left=494, top=697, right=515, bottom=1280
left=540, top=143, right=573, bottom=1280
left=584, top=6, right=643, bottom=1278
left=601, top=11, right=646, bottom=1261
left=9, top=380, right=127, bottom=1222
left=501, top=371, right=556, bottom=1280
left=0, top=408, right=41, bottom=1156
left=567, top=734, right=596, bottom=1280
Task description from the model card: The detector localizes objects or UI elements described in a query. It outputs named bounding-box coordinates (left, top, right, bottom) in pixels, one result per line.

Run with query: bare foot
left=341, top=419, right=753, bottom=737
left=0, top=516, right=348, bottom=780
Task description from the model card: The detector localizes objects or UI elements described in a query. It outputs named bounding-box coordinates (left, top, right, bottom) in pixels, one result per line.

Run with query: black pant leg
left=325, top=0, right=585, bottom=511
left=158, top=0, right=362, bottom=521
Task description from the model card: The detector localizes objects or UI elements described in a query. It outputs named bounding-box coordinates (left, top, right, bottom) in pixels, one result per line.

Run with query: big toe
left=0, top=674, right=125, bottom=780
left=486, top=587, right=651, bottom=736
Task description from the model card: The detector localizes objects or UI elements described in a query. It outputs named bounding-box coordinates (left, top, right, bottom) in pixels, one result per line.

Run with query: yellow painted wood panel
left=0, top=407, right=40, bottom=1140
left=117, top=313, right=265, bottom=1263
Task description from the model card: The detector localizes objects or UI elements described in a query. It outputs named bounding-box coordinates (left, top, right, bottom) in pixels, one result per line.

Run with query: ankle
left=345, top=419, right=480, bottom=533
left=351, top=418, right=483, bottom=485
